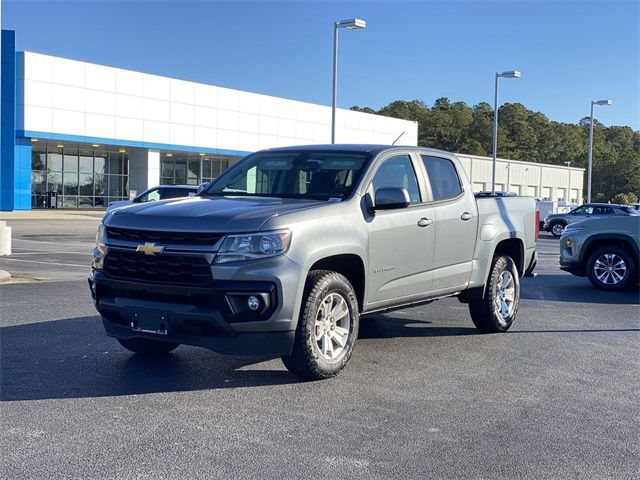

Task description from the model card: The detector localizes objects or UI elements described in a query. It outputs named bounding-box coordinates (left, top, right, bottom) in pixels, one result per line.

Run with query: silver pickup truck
left=89, top=145, right=537, bottom=379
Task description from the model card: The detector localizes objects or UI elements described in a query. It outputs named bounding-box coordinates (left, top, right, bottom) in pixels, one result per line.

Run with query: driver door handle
left=418, top=218, right=433, bottom=227
left=461, top=212, right=473, bottom=221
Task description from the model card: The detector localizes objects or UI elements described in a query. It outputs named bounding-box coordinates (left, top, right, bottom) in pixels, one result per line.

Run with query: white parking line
left=0, top=258, right=89, bottom=268
left=11, top=249, right=91, bottom=255
left=13, top=238, right=95, bottom=247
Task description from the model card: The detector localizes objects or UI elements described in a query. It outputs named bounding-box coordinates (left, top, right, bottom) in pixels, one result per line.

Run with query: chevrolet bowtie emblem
left=136, top=242, right=165, bottom=256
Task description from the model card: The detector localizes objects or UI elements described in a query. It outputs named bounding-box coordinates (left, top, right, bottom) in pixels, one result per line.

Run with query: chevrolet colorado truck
left=89, top=145, right=538, bottom=379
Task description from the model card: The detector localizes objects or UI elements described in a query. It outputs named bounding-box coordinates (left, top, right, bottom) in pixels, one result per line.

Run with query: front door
left=366, top=154, right=436, bottom=305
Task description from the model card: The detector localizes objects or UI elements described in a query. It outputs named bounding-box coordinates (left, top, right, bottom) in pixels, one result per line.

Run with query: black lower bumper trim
left=102, top=317, right=294, bottom=356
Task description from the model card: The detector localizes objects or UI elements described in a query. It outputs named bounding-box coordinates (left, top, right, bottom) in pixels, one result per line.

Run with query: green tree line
left=351, top=98, right=640, bottom=203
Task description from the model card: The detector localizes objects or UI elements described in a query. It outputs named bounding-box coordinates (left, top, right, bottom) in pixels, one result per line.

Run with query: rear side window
left=421, top=156, right=462, bottom=201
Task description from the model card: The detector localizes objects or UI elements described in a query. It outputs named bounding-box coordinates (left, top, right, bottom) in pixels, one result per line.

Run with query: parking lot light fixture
left=587, top=99, right=612, bottom=203
left=331, top=18, right=366, bottom=144
left=491, top=70, right=521, bottom=194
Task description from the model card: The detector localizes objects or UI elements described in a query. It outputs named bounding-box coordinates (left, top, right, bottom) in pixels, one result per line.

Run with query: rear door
left=419, top=155, right=478, bottom=292
left=365, top=153, right=436, bottom=305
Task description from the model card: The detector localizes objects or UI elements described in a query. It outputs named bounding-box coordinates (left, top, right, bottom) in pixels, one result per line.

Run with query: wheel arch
left=580, top=235, right=639, bottom=267
left=308, top=254, right=366, bottom=311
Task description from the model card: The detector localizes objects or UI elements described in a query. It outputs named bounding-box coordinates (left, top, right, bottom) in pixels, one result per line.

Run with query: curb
left=0, top=270, right=11, bottom=283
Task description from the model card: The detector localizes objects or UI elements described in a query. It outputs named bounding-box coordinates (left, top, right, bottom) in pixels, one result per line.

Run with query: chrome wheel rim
left=552, top=224, right=565, bottom=236
left=314, top=292, right=350, bottom=360
left=594, top=253, right=627, bottom=285
left=494, top=271, right=516, bottom=321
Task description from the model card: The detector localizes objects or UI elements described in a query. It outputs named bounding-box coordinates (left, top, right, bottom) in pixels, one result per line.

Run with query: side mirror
left=374, top=187, right=410, bottom=210
left=132, top=197, right=141, bottom=203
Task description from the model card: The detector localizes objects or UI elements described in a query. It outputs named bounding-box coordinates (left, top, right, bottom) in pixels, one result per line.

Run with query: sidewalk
left=0, top=209, right=105, bottom=221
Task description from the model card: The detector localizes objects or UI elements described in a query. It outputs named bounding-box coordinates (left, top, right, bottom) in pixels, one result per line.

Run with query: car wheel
left=282, top=270, right=359, bottom=380
left=586, top=246, right=636, bottom=291
left=117, top=338, right=180, bottom=354
left=469, top=255, right=520, bottom=333
left=550, top=222, right=566, bottom=237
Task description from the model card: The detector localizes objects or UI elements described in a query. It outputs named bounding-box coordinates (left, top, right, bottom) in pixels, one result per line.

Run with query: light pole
left=587, top=99, right=612, bottom=202
left=491, top=70, right=521, bottom=194
left=331, top=18, right=366, bottom=144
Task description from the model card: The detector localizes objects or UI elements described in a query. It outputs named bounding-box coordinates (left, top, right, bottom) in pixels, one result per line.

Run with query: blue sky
left=2, top=0, right=638, bottom=129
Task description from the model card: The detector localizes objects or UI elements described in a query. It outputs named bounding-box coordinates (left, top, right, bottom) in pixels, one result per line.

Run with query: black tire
left=117, top=338, right=179, bottom=354
left=469, top=255, right=520, bottom=333
left=586, top=246, right=636, bottom=291
left=282, top=270, right=359, bottom=380
left=550, top=221, right=566, bottom=238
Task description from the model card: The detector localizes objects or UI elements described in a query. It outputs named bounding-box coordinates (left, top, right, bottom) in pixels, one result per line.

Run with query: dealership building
left=0, top=29, right=583, bottom=211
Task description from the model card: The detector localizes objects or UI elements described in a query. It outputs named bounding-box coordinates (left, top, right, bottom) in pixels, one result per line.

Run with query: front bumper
left=88, top=270, right=297, bottom=356
left=559, top=259, right=585, bottom=276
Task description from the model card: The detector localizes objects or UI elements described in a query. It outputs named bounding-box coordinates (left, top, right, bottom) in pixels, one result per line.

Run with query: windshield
left=202, top=151, right=371, bottom=200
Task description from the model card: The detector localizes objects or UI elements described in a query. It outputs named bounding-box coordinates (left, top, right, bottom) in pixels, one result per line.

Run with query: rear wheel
left=586, top=246, right=636, bottom=291
left=550, top=222, right=566, bottom=237
left=282, top=270, right=359, bottom=380
left=117, top=338, right=179, bottom=354
left=469, top=255, right=520, bottom=333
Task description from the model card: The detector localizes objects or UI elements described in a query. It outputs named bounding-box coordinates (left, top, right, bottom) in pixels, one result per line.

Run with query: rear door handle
left=418, top=218, right=433, bottom=227
left=460, top=212, right=473, bottom=221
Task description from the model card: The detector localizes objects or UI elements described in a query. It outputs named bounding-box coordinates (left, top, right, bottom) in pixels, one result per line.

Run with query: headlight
left=93, top=224, right=106, bottom=269
left=214, top=230, right=291, bottom=264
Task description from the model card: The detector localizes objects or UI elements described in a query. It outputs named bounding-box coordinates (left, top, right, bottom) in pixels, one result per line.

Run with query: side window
left=138, top=189, right=160, bottom=202
left=371, top=155, right=421, bottom=204
left=160, top=188, right=192, bottom=200
left=583, top=206, right=594, bottom=215
left=421, top=155, right=463, bottom=201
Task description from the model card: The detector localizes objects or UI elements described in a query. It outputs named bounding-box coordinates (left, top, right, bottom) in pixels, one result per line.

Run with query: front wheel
left=469, top=255, right=520, bottom=333
left=117, top=338, right=179, bottom=354
left=282, top=270, right=359, bottom=380
left=586, top=246, right=636, bottom=291
left=550, top=222, right=566, bottom=237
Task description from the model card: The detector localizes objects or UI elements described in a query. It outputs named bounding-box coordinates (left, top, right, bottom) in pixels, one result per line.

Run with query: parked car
left=543, top=203, right=638, bottom=237
left=89, top=144, right=538, bottom=380
left=559, top=215, right=639, bottom=290
left=105, top=185, right=198, bottom=214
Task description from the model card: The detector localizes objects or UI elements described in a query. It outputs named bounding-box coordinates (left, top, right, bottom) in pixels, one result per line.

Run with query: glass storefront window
left=48, top=152, right=63, bottom=172
left=95, top=152, right=107, bottom=174
left=63, top=173, right=79, bottom=195
left=63, top=151, right=79, bottom=172
left=79, top=174, right=94, bottom=195
left=79, top=154, right=93, bottom=173
left=31, top=144, right=129, bottom=209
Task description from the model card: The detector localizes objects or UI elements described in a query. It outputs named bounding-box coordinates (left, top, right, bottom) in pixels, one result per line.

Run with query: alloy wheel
left=314, top=292, right=351, bottom=360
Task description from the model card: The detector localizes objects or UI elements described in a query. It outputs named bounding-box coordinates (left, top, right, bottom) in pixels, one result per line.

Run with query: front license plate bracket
left=129, top=309, right=169, bottom=335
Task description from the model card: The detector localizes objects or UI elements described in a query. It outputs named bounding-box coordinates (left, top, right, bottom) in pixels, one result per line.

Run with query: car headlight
left=214, top=230, right=291, bottom=264
left=93, top=224, right=106, bottom=269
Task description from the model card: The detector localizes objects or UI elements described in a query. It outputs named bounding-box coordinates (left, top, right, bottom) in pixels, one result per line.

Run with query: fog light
left=247, top=295, right=260, bottom=311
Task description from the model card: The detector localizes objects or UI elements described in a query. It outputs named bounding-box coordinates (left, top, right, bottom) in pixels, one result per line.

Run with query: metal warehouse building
left=0, top=29, right=582, bottom=211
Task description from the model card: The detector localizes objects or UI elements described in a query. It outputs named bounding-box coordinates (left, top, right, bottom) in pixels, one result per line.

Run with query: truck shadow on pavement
left=520, top=274, right=640, bottom=304
left=1, top=314, right=483, bottom=401
left=0, top=316, right=298, bottom=402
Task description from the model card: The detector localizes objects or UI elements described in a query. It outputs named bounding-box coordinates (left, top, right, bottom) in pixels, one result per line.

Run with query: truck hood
left=104, top=195, right=325, bottom=232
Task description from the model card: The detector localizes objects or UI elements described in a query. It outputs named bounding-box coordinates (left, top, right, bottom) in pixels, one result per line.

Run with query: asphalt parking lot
left=1, top=217, right=639, bottom=479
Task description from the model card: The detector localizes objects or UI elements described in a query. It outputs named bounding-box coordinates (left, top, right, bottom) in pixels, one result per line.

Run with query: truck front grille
left=104, top=250, right=213, bottom=285
left=106, top=227, right=223, bottom=246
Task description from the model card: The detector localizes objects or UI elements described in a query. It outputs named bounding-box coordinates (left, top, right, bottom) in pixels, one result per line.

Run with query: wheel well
left=310, top=254, right=365, bottom=310
left=494, top=239, right=524, bottom=274
left=550, top=219, right=566, bottom=225
left=582, top=238, right=638, bottom=266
